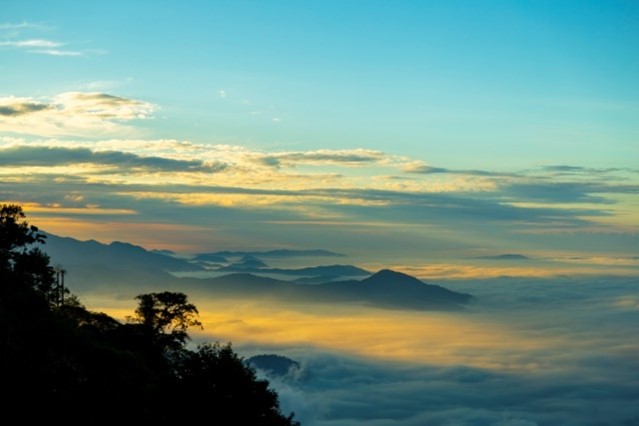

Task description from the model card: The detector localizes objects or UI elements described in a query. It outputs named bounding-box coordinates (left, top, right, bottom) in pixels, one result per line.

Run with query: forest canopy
left=0, top=203, right=299, bottom=425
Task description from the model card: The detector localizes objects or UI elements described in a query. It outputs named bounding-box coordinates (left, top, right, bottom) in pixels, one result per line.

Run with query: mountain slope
left=41, top=233, right=473, bottom=311
left=43, top=233, right=202, bottom=273
left=186, top=269, right=473, bottom=311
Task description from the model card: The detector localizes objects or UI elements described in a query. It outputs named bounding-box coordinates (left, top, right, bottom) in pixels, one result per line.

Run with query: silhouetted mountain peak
left=362, top=269, right=422, bottom=286
left=355, top=268, right=474, bottom=307
left=237, top=254, right=268, bottom=268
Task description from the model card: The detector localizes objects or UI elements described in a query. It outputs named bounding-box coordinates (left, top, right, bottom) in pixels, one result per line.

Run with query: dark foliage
left=0, top=204, right=299, bottom=425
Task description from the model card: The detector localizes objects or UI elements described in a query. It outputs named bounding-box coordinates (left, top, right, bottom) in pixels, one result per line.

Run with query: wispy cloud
left=0, top=22, right=52, bottom=30
left=0, top=39, right=61, bottom=47
left=0, top=21, right=101, bottom=57
left=29, top=48, right=84, bottom=56
left=0, top=38, right=84, bottom=56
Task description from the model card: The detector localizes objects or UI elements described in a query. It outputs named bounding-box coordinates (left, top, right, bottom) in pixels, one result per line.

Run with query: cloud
left=0, top=39, right=61, bottom=47
left=0, top=145, right=226, bottom=173
left=542, top=165, right=627, bottom=175
left=403, top=161, right=518, bottom=177
left=502, top=182, right=638, bottom=204
left=145, top=274, right=639, bottom=425
left=29, top=48, right=84, bottom=56
left=0, top=101, right=50, bottom=116
left=0, top=93, right=157, bottom=137
left=0, top=38, right=86, bottom=56
left=261, top=149, right=389, bottom=168
left=54, top=92, right=155, bottom=119
left=2, top=136, right=636, bottom=261
left=0, top=22, right=101, bottom=57
left=0, top=22, right=51, bottom=30
left=402, top=163, right=451, bottom=174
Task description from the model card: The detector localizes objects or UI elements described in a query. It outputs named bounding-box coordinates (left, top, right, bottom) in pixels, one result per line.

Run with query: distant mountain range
left=180, top=269, right=473, bottom=311
left=194, top=249, right=345, bottom=260
left=41, top=232, right=474, bottom=311
left=43, top=232, right=202, bottom=273
left=218, top=262, right=371, bottom=278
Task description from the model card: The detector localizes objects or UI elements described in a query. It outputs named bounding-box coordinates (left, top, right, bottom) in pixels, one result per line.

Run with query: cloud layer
left=1, top=90, right=637, bottom=275
left=87, top=275, right=639, bottom=426
left=0, top=93, right=155, bottom=137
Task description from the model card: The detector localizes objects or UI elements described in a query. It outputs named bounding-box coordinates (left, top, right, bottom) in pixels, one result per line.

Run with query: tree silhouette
left=175, top=342, right=301, bottom=425
left=130, top=291, right=202, bottom=351
left=0, top=204, right=300, bottom=425
left=0, top=204, right=57, bottom=301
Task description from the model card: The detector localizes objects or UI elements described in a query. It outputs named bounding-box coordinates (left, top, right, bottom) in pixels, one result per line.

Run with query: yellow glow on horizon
left=27, top=216, right=214, bottom=251
left=19, top=204, right=137, bottom=216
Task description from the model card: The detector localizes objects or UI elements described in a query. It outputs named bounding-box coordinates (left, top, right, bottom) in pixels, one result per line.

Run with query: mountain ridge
left=40, top=232, right=474, bottom=311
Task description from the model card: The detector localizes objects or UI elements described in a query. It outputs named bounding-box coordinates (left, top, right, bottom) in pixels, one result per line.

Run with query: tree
left=0, top=204, right=47, bottom=260
left=0, top=203, right=58, bottom=304
left=128, top=291, right=202, bottom=352
left=175, top=342, right=301, bottom=425
left=1, top=205, right=301, bottom=425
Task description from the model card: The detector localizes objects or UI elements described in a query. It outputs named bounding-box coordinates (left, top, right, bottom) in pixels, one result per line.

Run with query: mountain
left=247, top=354, right=301, bottom=377
left=196, top=249, right=346, bottom=259
left=191, top=253, right=229, bottom=263
left=41, top=232, right=473, bottom=311
left=220, top=255, right=269, bottom=271
left=182, top=269, right=473, bottom=311
left=150, top=248, right=177, bottom=256
left=358, top=269, right=472, bottom=305
left=270, top=264, right=370, bottom=277
left=43, top=233, right=203, bottom=273
left=216, top=264, right=370, bottom=278
left=299, top=269, right=474, bottom=310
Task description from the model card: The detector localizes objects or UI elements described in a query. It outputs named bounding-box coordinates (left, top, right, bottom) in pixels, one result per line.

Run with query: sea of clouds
left=239, top=275, right=639, bottom=425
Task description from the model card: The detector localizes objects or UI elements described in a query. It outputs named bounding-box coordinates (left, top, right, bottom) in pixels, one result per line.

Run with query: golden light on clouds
left=83, top=296, right=558, bottom=372
left=184, top=299, right=558, bottom=372
left=0, top=93, right=156, bottom=137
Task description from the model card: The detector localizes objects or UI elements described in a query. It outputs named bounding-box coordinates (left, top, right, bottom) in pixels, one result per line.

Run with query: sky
left=1, top=0, right=639, bottom=277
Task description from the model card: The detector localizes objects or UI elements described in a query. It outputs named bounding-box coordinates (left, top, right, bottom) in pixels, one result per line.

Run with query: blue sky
left=1, top=0, right=638, bottom=277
